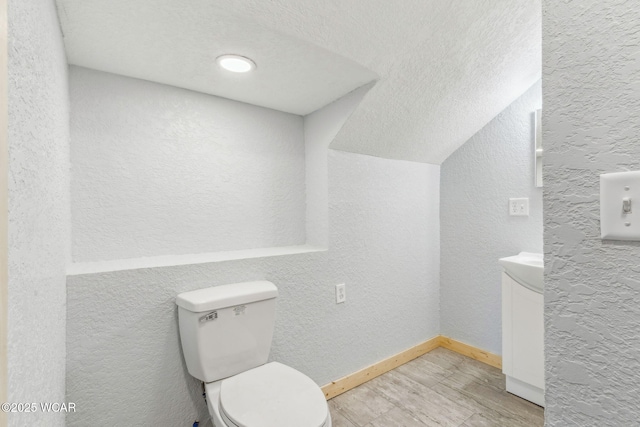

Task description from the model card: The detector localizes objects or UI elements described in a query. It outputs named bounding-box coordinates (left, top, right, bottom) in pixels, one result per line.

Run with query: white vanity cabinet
left=502, top=272, right=545, bottom=407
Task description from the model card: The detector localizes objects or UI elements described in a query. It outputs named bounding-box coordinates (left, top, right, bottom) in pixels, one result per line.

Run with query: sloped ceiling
left=56, top=0, right=541, bottom=164
left=55, top=0, right=378, bottom=116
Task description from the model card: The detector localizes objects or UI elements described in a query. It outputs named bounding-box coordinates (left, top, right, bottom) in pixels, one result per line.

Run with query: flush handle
left=199, top=311, right=217, bottom=322
left=623, top=197, right=632, bottom=214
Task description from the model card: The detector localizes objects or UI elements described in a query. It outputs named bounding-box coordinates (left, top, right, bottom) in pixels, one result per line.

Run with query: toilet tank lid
left=176, top=281, right=278, bottom=312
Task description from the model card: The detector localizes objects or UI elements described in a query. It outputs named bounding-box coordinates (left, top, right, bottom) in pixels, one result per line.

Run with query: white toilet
left=176, top=281, right=332, bottom=427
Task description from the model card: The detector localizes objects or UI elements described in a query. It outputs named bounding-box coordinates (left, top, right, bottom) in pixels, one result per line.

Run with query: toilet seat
left=218, top=362, right=329, bottom=427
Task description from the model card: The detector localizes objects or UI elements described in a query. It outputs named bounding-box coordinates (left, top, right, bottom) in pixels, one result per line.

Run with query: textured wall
left=304, top=83, right=374, bottom=247
left=543, top=1, right=640, bottom=425
left=440, top=82, right=542, bottom=354
left=7, top=0, right=69, bottom=425
left=66, top=150, right=440, bottom=426
left=70, top=66, right=306, bottom=262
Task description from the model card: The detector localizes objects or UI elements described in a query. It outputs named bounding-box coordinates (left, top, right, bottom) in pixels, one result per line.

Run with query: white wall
left=65, top=147, right=440, bottom=426
left=7, top=0, right=69, bottom=425
left=543, top=1, right=640, bottom=425
left=304, top=82, right=375, bottom=247
left=70, top=66, right=306, bottom=262
left=440, top=81, right=542, bottom=354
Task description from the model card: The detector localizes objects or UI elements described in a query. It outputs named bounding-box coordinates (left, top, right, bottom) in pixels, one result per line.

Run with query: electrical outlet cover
left=509, top=198, right=529, bottom=216
left=335, top=283, right=346, bottom=304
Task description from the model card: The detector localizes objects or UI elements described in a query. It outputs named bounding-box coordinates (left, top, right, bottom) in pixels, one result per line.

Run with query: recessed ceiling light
left=216, top=54, right=256, bottom=73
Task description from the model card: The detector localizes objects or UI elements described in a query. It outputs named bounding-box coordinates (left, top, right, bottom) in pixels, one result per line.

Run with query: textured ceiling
left=55, top=0, right=377, bottom=116
left=56, top=0, right=541, bottom=164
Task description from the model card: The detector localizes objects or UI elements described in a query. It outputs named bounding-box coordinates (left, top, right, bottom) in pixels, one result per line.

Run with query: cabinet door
left=502, top=273, right=544, bottom=389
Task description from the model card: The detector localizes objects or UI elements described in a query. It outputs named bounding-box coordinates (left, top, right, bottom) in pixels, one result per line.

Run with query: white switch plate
left=509, top=198, right=529, bottom=216
left=600, top=171, right=640, bottom=240
left=335, top=283, right=346, bottom=304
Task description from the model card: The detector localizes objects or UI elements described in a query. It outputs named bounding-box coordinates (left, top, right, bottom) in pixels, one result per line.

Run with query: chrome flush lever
left=199, top=311, right=217, bottom=322
left=623, top=197, right=632, bottom=214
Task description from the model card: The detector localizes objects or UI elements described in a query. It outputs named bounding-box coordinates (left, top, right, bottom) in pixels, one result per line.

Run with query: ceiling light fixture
left=216, top=54, right=256, bottom=73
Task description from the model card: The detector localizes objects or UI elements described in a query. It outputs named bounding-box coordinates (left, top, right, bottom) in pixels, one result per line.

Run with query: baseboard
left=321, top=335, right=441, bottom=399
left=439, top=336, right=502, bottom=369
left=321, top=335, right=501, bottom=399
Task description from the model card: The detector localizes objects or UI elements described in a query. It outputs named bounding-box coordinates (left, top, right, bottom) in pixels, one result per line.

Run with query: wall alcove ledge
left=67, top=244, right=327, bottom=276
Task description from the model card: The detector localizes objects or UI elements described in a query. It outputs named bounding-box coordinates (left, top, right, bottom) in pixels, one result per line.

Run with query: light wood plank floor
left=329, top=347, right=544, bottom=427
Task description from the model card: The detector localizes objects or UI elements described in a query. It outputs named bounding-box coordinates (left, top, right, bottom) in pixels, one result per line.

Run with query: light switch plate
left=600, top=171, right=640, bottom=240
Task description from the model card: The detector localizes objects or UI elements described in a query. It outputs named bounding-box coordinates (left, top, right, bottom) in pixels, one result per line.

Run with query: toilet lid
left=219, top=362, right=328, bottom=427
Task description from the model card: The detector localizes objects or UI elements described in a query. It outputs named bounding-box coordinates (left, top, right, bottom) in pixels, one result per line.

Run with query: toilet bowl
left=206, top=363, right=331, bottom=427
left=176, top=281, right=331, bottom=427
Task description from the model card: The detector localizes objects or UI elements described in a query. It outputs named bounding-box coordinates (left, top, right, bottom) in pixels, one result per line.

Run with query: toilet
left=176, top=281, right=331, bottom=427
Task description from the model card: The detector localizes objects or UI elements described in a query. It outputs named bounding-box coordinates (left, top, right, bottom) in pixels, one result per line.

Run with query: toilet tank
left=176, top=281, right=278, bottom=383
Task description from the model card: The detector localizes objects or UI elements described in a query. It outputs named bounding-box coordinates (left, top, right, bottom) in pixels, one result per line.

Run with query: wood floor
left=328, top=347, right=544, bottom=427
